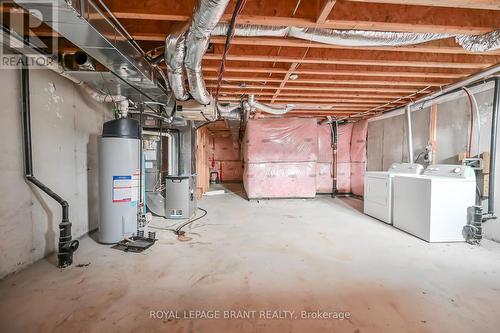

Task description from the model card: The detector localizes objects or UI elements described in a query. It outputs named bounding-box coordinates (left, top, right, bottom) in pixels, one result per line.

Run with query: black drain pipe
left=327, top=117, right=338, bottom=198
left=21, top=56, right=79, bottom=268
left=487, top=77, right=500, bottom=217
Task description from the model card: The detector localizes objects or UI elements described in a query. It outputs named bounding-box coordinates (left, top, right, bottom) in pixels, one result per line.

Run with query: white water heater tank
left=98, top=118, right=141, bottom=243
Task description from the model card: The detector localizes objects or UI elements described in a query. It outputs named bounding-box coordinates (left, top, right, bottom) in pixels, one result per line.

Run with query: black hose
left=21, top=56, right=78, bottom=268
left=174, top=207, right=208, bottom=235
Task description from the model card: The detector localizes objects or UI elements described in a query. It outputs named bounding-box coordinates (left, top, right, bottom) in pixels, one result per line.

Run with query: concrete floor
left=1, top=184, right=500, bottom=332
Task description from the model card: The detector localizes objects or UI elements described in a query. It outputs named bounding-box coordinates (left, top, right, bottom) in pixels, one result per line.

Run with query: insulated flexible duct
left=212, top=24, right=452, bottom=47
left=247, top=95, right=294, bottom=115
left=212, top=24, right=500, bottom=52
left=165, top=29, right=189, bottom=101
left=456, top=30, right=500, bottom=52
left=165, top=0, right=230, bottom=104
left=185, top=0, right=230, bottom=105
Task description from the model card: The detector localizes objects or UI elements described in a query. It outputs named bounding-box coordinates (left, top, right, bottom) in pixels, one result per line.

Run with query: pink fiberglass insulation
left=317, top=123, right=333, bottom=163
left=350, top=162, right=366, bottom=196
left=337, top=162, right=352, bottom=194
left=316, top=162, right=352, bottom=194
left=244, top=162, right=317, bottom=199
left=350, top=119, right=368, bottom=163
left=243, top=118, right=318, bottom=163
left=338, top=123, right=353, bottom=163
left=316, top=162, right=333, bottom=193
left=219, top=161, right=243, bottom=182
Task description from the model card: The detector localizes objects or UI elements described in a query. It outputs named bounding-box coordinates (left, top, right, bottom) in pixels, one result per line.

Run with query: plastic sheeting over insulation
left=243, top=118, right=318, bottom=198
left=242, top=118, right=368, bottom=198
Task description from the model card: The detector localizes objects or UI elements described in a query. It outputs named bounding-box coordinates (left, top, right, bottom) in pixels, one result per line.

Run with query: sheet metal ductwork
left=165, top=0, right=230, bottom=104
left=1, top=29, right=132, bottom=117
left=212, top=24, right=500, bottom=52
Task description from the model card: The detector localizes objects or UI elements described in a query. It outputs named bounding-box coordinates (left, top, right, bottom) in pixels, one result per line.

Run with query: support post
left=406, top=104, right=414, bottom=163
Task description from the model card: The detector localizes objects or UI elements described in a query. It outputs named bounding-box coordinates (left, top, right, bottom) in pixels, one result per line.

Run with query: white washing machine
left=364, top=163, right=424, bottom=224
left=393, top=165, right=476, bottom=242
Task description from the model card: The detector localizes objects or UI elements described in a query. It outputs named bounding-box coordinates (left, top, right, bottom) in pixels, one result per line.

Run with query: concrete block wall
left=0, top=67, right=112, bottom=278
left=367, top=82, right=500, bottom=241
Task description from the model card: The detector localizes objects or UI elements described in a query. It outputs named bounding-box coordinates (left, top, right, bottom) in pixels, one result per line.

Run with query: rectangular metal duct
left=14, top=0, right=170, bottom=103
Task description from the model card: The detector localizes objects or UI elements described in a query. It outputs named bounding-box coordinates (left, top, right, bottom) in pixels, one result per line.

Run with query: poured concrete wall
left=0, top=67, right=112, bottom=278
left=367, top=82, right=500, bottom=241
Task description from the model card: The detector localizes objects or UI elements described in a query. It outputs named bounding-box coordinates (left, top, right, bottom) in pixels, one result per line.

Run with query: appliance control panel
left=423, top=164, right=475, bottom=179
left=388, top=163, right=424, bottom=175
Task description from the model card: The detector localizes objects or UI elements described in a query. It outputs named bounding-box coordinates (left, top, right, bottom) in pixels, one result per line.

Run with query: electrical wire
left=463, top=87, right=474, bottom=158
left=214, top=0, right=248, bottom=113
left=463, top=86, right=481, bottom=157
left=147, top=207, right=208, bottom=236
left=414, top=151, right=426, bottom=163
left=174, top=207, right=208, bottom=235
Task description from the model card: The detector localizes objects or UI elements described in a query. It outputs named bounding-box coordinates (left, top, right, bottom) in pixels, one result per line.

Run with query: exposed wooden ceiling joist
left=218, top=91, right=407, bottom=98
left=26, top=0, right=499, bottom=119
left=202, top=66, right=469, bottom=79
left=344, top=0, right=500, bottom=10
left=203, top=54, right=493, bottom=69
left=112, top=11, right=499, bottom=35
left=109, top=0, right=500, bottom=34
left=206, top=83, right=424, bottom=93
left=317, top=0, right=337, bottom=24
left=204, top=75, right=448, bottom=87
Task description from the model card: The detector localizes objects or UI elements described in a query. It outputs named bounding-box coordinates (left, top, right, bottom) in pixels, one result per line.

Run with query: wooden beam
left=203, top=54, right=493, bottom=69
left=271, top=62, right=298, bottom=103
left=271, top=97, right=408, bottom=103
left=345, top=0, right=500, bottom=10
left=219, top=91, right=407, bottom=98
left=207, top=83, right=424, bottom=93
left=218, top=98, right=385, bottom=108
left=205, top=75, right=448, bottom=87
left=203, top=66, right=469, bottom=79
left=317, top=0, right=337, bottom=24
left=112, top=11, right=497, bottom=35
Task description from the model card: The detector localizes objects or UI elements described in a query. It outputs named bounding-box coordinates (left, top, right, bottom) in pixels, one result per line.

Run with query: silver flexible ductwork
left=212, top=24, right=500, bottom=52
left=212, top=24, right=451, bottom=47
left=185, top=0, right=230, bottom=105
left=165, top=29, right=189, bottom=101
left=165, top=0, right=230, bottom=104
left=456, top=30, right=500, bottom=52
left=246, top=95, right=294, bottom=115
left=217, top=103, right=241, bottom=120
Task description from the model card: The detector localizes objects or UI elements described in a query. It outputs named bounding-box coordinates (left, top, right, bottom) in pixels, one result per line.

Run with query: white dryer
left=393, top=165, right=476, bottom=242
left=364, top=163, right=424, bottom=224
